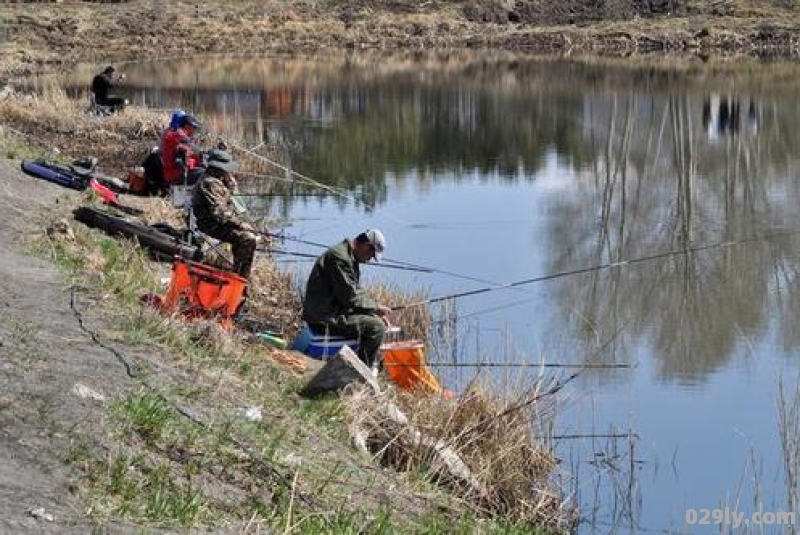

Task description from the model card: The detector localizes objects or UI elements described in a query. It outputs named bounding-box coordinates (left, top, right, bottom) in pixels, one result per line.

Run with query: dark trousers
left=196, top=221, right=257, bottom=278
left=309, top=314, right=386, bottom=366
left=97, top=96, right=126, bottom=111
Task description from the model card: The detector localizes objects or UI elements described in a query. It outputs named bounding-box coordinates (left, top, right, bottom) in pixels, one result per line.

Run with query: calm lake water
left=67, top=53, right=800, bottom=532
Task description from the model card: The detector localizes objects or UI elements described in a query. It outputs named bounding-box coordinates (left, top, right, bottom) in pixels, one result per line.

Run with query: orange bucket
left=162, top=258, right=247, bottom=329
left=381, top=341, right=450, bottom=396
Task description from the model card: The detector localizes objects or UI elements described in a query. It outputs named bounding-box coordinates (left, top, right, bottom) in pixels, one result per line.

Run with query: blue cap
left=169, top=109, right=186, bottom=130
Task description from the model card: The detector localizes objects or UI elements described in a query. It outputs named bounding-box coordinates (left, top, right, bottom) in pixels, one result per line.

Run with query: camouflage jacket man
left=192, top=174, right=243, bottom=230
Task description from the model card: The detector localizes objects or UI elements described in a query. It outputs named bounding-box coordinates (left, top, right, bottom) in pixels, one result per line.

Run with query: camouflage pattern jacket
left=191, top=175, right=243, bottom=230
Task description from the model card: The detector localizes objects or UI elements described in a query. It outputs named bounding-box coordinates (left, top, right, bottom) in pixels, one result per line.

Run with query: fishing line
left=234, top=192, right=328, bottom=198
left=230, top=141, right=414, bottom=227
left=394, top=229, right=800, bottom=310
left=430, top=294, right=542, bottom=323
left=235, top=169, right=325, bottom=186
left=231, top=142, right=364, bottom=206
left=229, top=144, right=539, bottom=287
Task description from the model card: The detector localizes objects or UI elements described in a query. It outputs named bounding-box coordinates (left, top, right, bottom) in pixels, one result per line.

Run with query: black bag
left=141, top=149, right=166, bottom=196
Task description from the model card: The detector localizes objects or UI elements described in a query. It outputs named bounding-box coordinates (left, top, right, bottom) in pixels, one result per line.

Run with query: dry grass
left=369, top=284, right=432, bottom=343
left=342, top=372, right=574, bottom=532
left=0, top=85, right=297, bottom=186
left=778, top=377, right=800, bottom=519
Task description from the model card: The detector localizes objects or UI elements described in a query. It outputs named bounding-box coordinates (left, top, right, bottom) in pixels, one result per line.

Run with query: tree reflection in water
left=551, top=90, right=800, bottom=383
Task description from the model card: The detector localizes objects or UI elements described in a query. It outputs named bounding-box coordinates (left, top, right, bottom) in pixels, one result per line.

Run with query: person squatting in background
left=90, top=66, right=126, bottom=111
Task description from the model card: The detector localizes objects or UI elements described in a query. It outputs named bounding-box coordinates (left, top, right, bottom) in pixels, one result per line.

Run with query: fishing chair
left=87, top=91, right=129, bottom=116
left=87, top=91, right=114, bottom=117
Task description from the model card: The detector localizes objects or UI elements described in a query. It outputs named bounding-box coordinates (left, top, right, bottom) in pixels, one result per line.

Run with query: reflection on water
left=702, top=94, right=760, bottom=139
left=50, top=54, right=800, bottom=532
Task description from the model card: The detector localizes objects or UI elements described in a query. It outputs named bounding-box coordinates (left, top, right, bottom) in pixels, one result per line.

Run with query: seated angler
left=302, top=230, right=391, bottom=366
left=191, top=149, right=259, bottom=279
left=90, top=66, right=127, bottom=112
left=160, top=114, right=205, bottom=187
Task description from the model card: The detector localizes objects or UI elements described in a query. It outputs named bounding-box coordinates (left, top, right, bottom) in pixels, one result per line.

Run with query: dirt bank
left=0, top=157, right=139, bottom=533
left=1, top=0, right=800, bottom=83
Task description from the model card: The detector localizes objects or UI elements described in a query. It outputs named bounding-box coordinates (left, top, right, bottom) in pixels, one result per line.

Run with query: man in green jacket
left=302, top=230, right=391, bottom=365
left=191, top=149, right=258, bottom=278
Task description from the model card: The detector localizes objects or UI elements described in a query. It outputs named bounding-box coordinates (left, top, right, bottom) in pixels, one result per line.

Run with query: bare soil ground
left=0, top=158, right=134, bottom=533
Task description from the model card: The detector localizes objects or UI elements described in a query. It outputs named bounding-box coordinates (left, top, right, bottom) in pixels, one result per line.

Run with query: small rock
left=28, top=508, right=54, bottom=522
left=242, top=406, right=262, bottom=422
left=71, top=383, right=105, bottom=402
left=46, top=219, right=75, bottom=241
left=283, top=452, right=302, bottom=468
left=0, top=86, right=13, bottom=102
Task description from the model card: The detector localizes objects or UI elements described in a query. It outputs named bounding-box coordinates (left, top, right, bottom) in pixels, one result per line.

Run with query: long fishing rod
left=393, top=228, right=800, bottom=310
left=231, top=143, right=523, bottom=286
left=257, top=229, right=511, bottom=286
left=263, top=248, right=436, bottom=273
left=383, top=362, right=634, bottom=369
left=233, top=192, right=328, bottom=198
left=232, top=141, right=416, bottom=228
left=231, top=142, right=362, bottom=205
left=235, top=170, right=324, bottom=186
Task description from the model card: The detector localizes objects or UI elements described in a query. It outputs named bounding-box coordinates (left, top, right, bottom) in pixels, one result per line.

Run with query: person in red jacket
left=160, top=114, right=205, bottom=186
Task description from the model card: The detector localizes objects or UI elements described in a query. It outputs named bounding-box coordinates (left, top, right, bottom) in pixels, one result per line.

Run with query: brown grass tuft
left=368, top=284, right=431, bottom=343
left=342, top=373, right=573, bottom=532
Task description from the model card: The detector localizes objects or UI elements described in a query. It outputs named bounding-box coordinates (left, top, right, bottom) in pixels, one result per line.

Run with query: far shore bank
left=2, top=0, right=800, bottom=84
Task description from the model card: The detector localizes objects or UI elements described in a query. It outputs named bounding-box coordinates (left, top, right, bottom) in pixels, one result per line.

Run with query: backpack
left=141, top=149, right=166, bottom=196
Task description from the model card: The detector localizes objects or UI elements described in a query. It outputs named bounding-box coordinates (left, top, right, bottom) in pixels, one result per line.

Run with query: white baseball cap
left=363, top=229, right=386, bottom=261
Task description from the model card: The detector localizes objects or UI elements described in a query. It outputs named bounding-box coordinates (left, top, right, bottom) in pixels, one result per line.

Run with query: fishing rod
left=233, top=192, right=328, bottom=198
left=235, top=170, right=324, bottom=186
left=231, top=142, right=362, bottom=205
left=393, top=228, right=800, bottom=310
left=384, top=362, right=634, bottom=369
left=257, top=229, right=512, bottom=286
left=262, top=248, right=436, bottom=273
left=232, top=141, right=414, bottom=227
left=230, top=144, right=523, bottom=286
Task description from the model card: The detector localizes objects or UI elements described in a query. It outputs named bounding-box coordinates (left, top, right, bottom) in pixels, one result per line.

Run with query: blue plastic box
left=290, top=324, right=359, bottom=360
left=305, top=337, right=360, bottom=359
